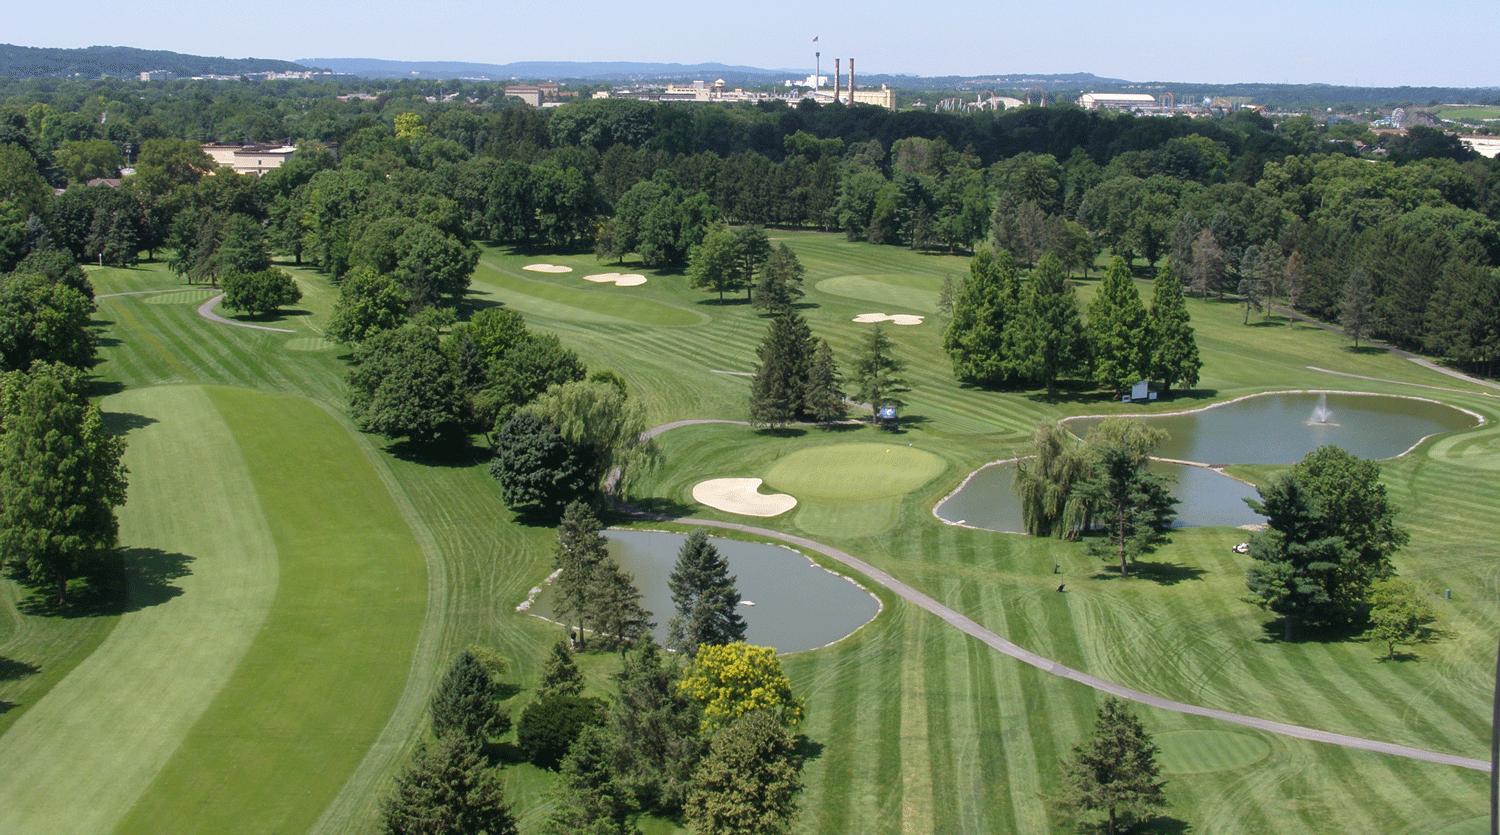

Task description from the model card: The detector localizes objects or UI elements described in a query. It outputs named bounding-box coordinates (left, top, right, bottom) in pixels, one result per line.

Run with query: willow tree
left=1013, top=421, right=1092, bottom=538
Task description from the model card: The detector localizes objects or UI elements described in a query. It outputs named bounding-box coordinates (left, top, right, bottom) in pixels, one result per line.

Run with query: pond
left=1066, top=392, right=1480, bottom=465
left=934, top=460, right=1263, bottom=533
left=525, top=530, right=880, bottom=654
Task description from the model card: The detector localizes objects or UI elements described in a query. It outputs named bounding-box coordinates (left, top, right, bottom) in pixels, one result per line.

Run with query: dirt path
left=626, top=419, right=1492, bottom=773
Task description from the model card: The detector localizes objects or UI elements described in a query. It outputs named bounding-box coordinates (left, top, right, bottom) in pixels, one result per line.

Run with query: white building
left=1078, top=93, right=1159, bottom=111
left=201, top=143, right=298, bottom=177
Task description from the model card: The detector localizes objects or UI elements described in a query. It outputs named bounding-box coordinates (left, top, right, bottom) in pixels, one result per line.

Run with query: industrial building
left=201, top=143, right=298, bottom=177
left=1077, top=92, right=1160, bottom=112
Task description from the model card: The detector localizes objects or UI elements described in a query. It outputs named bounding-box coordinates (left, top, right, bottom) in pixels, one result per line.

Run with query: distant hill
left=0, top=44, right=321, bottom=79
left=300, top=58, right=798, bottom=84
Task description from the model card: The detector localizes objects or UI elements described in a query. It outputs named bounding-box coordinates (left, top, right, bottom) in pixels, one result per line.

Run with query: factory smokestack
left=834, top=59, right=840, bottom=103
left=848, top=59, right=854, bottom=103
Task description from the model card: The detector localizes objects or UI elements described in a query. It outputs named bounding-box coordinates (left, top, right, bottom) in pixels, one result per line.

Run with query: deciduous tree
left=525, top=380, right=656, bottom=497
left=220, top=268, right=301, bottom=316
left=347, top=326, right=466, bottom=445
left=1074, top=418, right=1178, bottom=577
left=1013, top=421, right=1092, bottom=539
left=326, top=267, right=408, bottom=344
left=679, top=643, right=804, bottom=733
left=490, top=412, right=591, bottom=517
left=1367, top=577, right=1436, bottom=660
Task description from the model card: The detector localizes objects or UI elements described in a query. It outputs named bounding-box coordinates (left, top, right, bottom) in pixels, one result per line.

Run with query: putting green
left=110, top=386, right=427, bottom=835
left=1154, top=729, right=1271, bottom=773
left=764, top=443, right=946, bottom=501
left=816, top=275, right=941, bottom=314
left=0, top=386, right=280, bottom=835
left=142, top=289, right=219, bottom=305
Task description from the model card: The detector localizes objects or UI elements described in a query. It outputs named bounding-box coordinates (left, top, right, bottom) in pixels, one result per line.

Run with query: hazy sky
left=10, top=0, right=1497, bottom=88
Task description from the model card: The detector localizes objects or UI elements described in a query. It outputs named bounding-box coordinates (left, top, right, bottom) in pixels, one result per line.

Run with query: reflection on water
left=528, top=530, right=879, bottom=653
left=1067, top=392, right=1478, bottom=465
left=934, top=461, right=1263, bottom=534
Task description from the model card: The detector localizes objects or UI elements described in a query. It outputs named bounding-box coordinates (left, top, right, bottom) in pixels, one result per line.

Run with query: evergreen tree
left=1147, top=264, right=1202, bottom=394
left=1341, top=267, right=1374, bottom=348
left=1291, top=445, right=1408, bottom=615
left=381, top=735, right=518, bottom=835
left=802, top=338, right=847, bottom=426
left=1057, top=697, right=1168, bottom=835
left=943, top=249, right=1023, bottom=386
left=554, top=501, right=611, bottom=647
left=748, top=311, right=814, bottom=428
left=540, top=725, right=639, bottom=835
left=1086, top=257, right=1151, bottom=395
left=0, top=363, right=128, bottom=605
left=753, top=244, right=805, bottom=315
left=1073, top=419, right=1179, bottom=577
left=732, top=226, right=772, bottom=303
left=430, top=649, right=511, bottom=742
left=606, top=641, right=705, bottom=814
left=850, top=323, right=910, bottom=424
left=538, top=636, right=585, bottom=700
left=1015, top=254, right=1086, bottom=395
left=590, top=557, right=654, bottom=651
left=667, top=529, right=747, bottom=657
left=685, top=710, right=803, bottom=835
left=1244, top=473, right=1345, bottom=640
left=1236, top=244, right=1270, bottom=324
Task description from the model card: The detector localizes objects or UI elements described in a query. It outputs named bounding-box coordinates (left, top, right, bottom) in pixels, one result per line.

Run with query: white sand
left=583, top=272, right=647, bottom=287
left=523, top=263, right=573, bottom=273
left=853, top=312, right=924, bottom=326
left=692, top=478, right=797, bottom=518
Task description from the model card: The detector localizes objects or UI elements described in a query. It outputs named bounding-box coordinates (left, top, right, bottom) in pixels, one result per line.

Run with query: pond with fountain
left=936, top=391, right=1481, bottom=534
left=524, top=530, right=880, bottom=653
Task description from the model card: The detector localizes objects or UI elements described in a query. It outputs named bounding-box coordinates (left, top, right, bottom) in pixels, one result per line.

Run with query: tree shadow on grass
left=620, top=497, right=697, bottom=521
left=484, top=740, right=529, bottom=767
left=0, top=656, right=40, bottom=682
left=1345, top=345, right=1389, bottom=356
left=1123, top=559, right=1207, bottom=586
left=754, top=426, right=808, bottom=438
left=1375, top=649, right=1422, bottom=663
left=85, top=378, right=127, bottom=399
left=1254, top=617, right=1367, bottom=644
left=101, top=411, right=158, bottom=436
left=1074, top=815, right=1191, bottom=835
left=13, top=547, right=193, bottom=618
left=696, top=297, right=752, bottom=307
left=386, top=439, right=488, bottom=468
left=792, top=734, right=824, bottom=765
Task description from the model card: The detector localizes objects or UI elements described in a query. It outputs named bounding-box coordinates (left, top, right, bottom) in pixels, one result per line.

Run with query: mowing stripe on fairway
left=112, top=386, right=427, bottom=835
left=0, top=386, right=280, bottom=835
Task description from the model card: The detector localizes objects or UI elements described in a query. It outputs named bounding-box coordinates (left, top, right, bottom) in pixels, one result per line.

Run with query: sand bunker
left=692, top=478, right=797, bottom=517
left=523, top=263, right=573, bottom=273
left=853, top=312, right=924, bottom=325
left=584, top=273, right=648, bottom=287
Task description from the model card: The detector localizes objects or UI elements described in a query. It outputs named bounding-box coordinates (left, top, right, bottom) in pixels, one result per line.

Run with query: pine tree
left=606, top=641, right=705, bottom=813
left=1086, top=257, right=1150, bottom=396
left=554, top=501, right=611, bottom=647
left=1244, top=473, right=1345, bottom=640
left=943, top=249, right=1023, bottom=386
left=381, top=735, right=518, bottom=835
left=1057, top=697, right=1168, bottom=835
left=753, top=244, right=806, bottom=315
left=430, top=649, right=511, bottom=742
left=733, top=226, right=772, bottom=303
left=1147, top=264, right=1202, bottom=394
left=850, top=323, right=910, bottom=424
left=685, top=710, right=803, bottom=835
left=748, top=312, right=814, bottom=427
left=1015, top=254, right=1086, bottom=395
left=1341, top=268, right=1374, bottom=348
left=538, top=636, right=584, bottom=699
left=802, top=338, right=847, bottom=426
left=667, top=529, right=747, bottom=657
left=1073, top=418, right=1179, bottom=578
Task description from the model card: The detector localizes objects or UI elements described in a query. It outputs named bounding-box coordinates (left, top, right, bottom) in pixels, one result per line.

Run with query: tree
left=538, top=636, right=585, bottom=700
left=850, top=323, right=910, bottom=424
left=553, top=501, right=612, bottom=645
left=348, top=326, right=466, bottom=445
left=685, top=710, right=803, bottom=835
left=1013, top=422, right=1092, bottom=539
left=1367, top=578, right=1437, bottom=660
left=430, top=649, right=511, bottom=742
left=943, top=249, right=1023, bottom=386
left=1073, top=419, right=1179, bottom=577
left=517, top=695, right=607, bottom=770
left=1291, top=445, right=1408, bottom=613
left=678, top=642, right=804, bottom=733
left=1236, top=244, right=1270, bottom=324
left=381, top=735, right=518, bottom=835
left=802, top=339, right=846, bottom=426
left=1057, top=697, right=1168, bottom=835
left=478, top=333, right=588, bottom=430
left=590, top=558, right=654, bottom=651
left=689, top=224, right=742, bottom=303
left=220, top=268, right=302, bottom=316
left=540, top=725, right=640, bottom=835
left=490, top=412, right=592, bottom=517
left=1341, top=268, right=1374, bottom=349
left=1015, top=254, right=1087, bottom=395
left=1147, top=265, right=1202, bottom=394
left=0, top=273, right=97, bottom=372
left=1085, top=257, right=1150, bottom=396
left=732, top=226, right=772, bottom=303
left=326, top=267, right=408, bottom=344
left=0, top=364, right=128, bottom=605
left=748, top=311, right=814, bottom=428
left=604, top=641, right=705, bottom=814
left=1187, top=228, right=1226, bottom=298
left=667, top=529, right=747, bottom=657
left=524, top=380, right=656, bottom=497
left=1244, top=473, right=1345, bottom=640
left=753, top=244, right=805, bottom=315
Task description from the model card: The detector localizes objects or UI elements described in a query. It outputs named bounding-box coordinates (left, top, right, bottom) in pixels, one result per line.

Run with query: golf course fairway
left=0, top=385, right=427, bottom=835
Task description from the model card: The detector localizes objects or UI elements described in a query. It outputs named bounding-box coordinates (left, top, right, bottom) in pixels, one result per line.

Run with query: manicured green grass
left=1154, top=729, right=1272, bottom=773
left=11, top=235, right=1500, bottom=835
left=763, top=443, right=947, bottom=500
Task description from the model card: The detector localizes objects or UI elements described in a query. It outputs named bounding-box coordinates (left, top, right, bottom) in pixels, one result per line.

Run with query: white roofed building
left=1078, top=93, right=1160, bottom=111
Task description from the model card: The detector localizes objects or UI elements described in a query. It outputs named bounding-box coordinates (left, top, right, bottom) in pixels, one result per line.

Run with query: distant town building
left=1078, top=92, right=1159, bottom=111
left=201, top=143, right=299, bottom=177
left=849, top=85, right=897, bottom=109
left=139, top=70, right=176, bottom=81
left=503, top=82, right=576, bottom=107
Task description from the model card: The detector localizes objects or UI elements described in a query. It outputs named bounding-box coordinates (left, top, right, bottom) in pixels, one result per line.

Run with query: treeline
left=0, top=44, right=313, bottom=80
